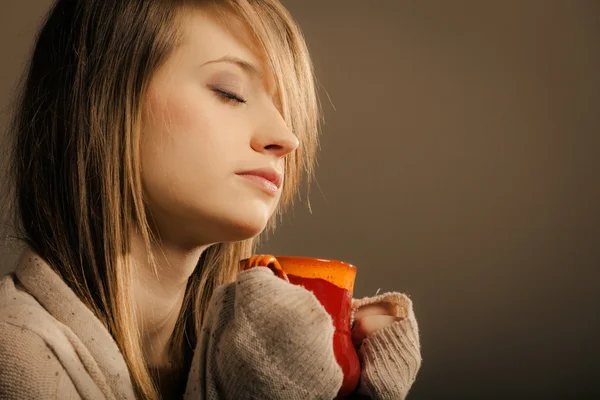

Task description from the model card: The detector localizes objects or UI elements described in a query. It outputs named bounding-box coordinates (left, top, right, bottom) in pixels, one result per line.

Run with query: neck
left=128, top=228, right=208, bottom=370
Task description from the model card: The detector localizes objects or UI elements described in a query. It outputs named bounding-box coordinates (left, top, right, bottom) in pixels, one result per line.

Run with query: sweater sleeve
left=351, top=293, right=422, bottom=400
left=0, top=321, right=82, bottom=399
left=184, top=266, right=343, bottom=400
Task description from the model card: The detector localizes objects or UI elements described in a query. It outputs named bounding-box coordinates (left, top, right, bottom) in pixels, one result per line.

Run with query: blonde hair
left=5, top=0, right=320, bottom=398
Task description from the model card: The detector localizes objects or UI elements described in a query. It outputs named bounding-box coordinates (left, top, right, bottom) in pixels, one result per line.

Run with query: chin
left=194, top=209, right=271, bottom=244
left=224, top=215, right=269, bottom=242
left=219, top=201, right=275, bottom=241
left=225, top=226, right=265, bottom=242
left=167, top=197, right=276, bottom=245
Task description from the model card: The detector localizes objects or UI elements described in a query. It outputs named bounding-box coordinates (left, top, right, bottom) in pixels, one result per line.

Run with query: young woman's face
left=141, top=7, right=297, bottom=247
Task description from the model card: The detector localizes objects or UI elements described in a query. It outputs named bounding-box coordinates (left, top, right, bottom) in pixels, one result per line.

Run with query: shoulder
left=0, top=321, right=75, bottom=399
left=0, top=275, right=80, bottom=399
left=0, top=271, right=65, bottom=338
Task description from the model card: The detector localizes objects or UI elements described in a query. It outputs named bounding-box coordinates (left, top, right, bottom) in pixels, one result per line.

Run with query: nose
left=250, top=108, right=299, bottom=158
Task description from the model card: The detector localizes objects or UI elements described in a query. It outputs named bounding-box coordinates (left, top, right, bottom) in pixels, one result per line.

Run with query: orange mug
left=240, top=255, right=360, bottom=399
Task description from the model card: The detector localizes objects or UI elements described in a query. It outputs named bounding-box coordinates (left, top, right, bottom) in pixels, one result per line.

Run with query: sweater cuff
left=352, top=292, right=422, bottom=400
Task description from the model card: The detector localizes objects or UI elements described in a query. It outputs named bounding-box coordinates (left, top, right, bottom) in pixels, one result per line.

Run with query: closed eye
left=212, top=88, right=247, bottom=105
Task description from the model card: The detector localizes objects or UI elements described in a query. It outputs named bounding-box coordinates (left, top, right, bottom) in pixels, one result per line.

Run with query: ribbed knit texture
left=351, top=293, right=422, bottom=400
left=0, top=248, right=421, bottom=399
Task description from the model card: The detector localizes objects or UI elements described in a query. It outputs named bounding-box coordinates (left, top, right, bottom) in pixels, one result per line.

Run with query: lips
left=236, top=167, right=283, bottom=190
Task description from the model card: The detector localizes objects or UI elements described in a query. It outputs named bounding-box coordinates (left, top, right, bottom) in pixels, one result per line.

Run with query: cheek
left=141, top=91, right=259, bottom=200
left=139, top=87, right=279, bottom=242
left=144, top=90, right=224, bottom=172
left=161, top=91, right=213, bottom=143
left=140, top=91, right=219, bottom=205
left=163, top=92, right=213, bottom=133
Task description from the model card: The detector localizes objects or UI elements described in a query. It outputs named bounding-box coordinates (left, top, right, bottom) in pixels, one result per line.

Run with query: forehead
left=175, top=6, right=276, bottom=89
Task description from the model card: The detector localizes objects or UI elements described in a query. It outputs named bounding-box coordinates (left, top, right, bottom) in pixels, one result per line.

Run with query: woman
left=0, top=0, right=422, bottom=398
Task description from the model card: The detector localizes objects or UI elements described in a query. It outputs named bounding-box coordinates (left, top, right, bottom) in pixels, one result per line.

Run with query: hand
left=349, top=293, right=422, bottom=400
left=188, top=266, right=344, bottom=400
left=351, top=301, right=403, bottom=349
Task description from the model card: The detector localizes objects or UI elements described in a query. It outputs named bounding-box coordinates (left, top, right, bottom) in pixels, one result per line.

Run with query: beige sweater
left=0, top=248, right=421, bottom=399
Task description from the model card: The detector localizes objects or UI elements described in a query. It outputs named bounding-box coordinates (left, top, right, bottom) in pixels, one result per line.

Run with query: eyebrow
left=201, top=55, right=264, bottom=79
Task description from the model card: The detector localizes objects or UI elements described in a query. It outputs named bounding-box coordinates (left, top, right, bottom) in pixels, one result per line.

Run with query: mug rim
left=270, top=255, right=356, bottom=270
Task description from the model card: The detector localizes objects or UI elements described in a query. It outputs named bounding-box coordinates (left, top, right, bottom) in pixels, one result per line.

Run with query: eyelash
left=213, top=88, right=247, bottom=105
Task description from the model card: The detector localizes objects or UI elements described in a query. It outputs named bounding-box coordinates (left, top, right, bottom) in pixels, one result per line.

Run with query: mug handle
left=239, top=254, right=290, bottom=283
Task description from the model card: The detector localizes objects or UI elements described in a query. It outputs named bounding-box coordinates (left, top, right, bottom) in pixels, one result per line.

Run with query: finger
left=351, top=322, right=367, bottom=349
left=352, top=315, right=401, bottom=348
left=354, top=302, right=399, bottom=320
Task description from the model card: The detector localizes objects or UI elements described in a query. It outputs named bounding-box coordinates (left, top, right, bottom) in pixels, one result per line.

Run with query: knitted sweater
left=0, top=248, right=421, bottom=399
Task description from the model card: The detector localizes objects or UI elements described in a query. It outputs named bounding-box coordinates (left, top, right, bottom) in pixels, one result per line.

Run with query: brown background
left=1, top=1, right=599, bottom=398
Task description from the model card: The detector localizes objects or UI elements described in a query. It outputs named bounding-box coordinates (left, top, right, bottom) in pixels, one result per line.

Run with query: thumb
left=352, top=315, right=402, bottom=349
